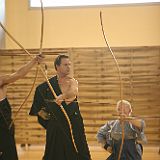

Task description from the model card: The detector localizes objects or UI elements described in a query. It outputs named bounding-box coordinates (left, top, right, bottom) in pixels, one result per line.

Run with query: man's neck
left=57, top=73, right=66, bottom=79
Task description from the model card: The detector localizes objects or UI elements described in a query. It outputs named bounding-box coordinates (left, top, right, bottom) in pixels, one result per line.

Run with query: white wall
left=5, top=0, right=160, bottom=48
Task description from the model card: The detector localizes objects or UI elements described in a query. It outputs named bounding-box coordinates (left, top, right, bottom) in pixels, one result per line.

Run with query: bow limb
left=100, top=11, right=123, bottom=100
left=0, top=1, right=57, bottom=98
left=9, top=67, right=39, bottom=129
left=0, top=20, right=39, bottom=129
left=8, top=0, right=45, bottom=128
left=0, top=0, right=45, bottom=126
left=118, top=120, right=125, bottom=160
left=99, top=11, right=124, bottom=160
left=2, top=0, right=46, bottom=127
left=0, top=22, right=32, bottom=58
left=39, top=0, right=78, bottom=152
left=0, top=21, right=57, bottom=98
left=0, top=1, right=78, bottom=152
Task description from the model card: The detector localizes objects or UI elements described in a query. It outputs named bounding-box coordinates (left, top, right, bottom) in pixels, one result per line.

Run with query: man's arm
left=97, top=121, right=114, bottom=153
left=128, top=118, right=147, bottom=142
left=120, top=114, right=145, bottom=129
left=129, top=118, right=144, bottom=129
left=97, top=122, right=110, bottom=145
left=0, top=55, right=44, bottom=86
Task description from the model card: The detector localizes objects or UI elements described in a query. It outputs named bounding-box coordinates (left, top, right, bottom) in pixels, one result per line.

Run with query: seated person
left=96, top=100, right=147, bottom=160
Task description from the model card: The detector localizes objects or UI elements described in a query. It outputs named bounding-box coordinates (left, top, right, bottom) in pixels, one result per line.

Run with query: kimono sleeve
left=29, top=86, right=48, bottom=129
left=132, top=120, right=147, bottom=143
left=96, top=121, right=112, bottom=145
left=29, top=87, right=44, bottom=116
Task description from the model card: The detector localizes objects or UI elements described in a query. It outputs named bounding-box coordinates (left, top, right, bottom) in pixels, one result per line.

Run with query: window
left=30, top=0, right=160, bottom=8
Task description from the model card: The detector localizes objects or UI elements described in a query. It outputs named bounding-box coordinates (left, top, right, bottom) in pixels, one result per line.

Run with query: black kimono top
left=29, top=75, right=91, bottom=160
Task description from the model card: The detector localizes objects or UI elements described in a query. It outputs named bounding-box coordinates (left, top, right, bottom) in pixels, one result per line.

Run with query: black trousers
left=107, top=139, right=142, bottom=160
left=0, top=126, right=18, bottom=160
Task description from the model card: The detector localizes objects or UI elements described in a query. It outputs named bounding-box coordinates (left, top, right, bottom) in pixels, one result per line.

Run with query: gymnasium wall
left=0, top=47, right=159, bottom=145
left=5, top=0, right=160, bottom=48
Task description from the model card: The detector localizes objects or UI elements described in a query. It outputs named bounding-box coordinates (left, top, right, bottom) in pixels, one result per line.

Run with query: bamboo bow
left=99, top=11, right=125, bottom=160
left=0, top=0, right=78, bottom=153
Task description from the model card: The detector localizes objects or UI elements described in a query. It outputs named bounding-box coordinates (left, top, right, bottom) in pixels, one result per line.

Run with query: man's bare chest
left=58, top=80, right=71, bottom=92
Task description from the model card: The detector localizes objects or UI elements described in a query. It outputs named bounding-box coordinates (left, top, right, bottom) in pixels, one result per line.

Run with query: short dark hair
left=54, top=54, right=69, bottom=70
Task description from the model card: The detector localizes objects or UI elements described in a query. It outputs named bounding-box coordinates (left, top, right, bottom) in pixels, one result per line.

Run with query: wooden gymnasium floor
left=17, top=145, right=160, bottom=160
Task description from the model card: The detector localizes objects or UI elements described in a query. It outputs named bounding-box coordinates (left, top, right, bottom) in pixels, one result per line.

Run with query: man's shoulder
left=36, top=76, right=56, bottom=90
left=37, top=81, right=47, bottom=89
left=67, top=77, right=78, bottom=85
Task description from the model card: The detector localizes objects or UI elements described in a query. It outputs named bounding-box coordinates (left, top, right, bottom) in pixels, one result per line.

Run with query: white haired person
left=97, top=100, right=147, bottom=160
